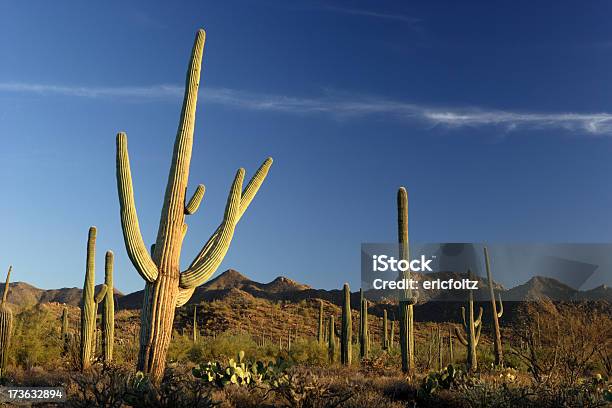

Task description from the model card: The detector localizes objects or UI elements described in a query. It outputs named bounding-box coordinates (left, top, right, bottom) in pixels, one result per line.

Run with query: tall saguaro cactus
left=115, top=29, right=272, bottom=383
left=0, top=266, right=13, bottom=376
left=397, top=187, right=416, bottom=373
left=102, top=251, right=115, bottom=364
left=341, top=283, right=352, bottom=365
left=193, top=306, right=198, bottom=343
left=454, top=281, right=483, bottom=372
left=484, top=247, right=504, bottom=367
left=80, top=227, right=109, bottom=371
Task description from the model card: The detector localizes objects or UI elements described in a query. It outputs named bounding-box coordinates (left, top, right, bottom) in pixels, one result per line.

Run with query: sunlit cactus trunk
left=80, top=227, right=108, bottom=371
left=0, top=266, right=13, bottom=376
left=397, top=187, right=416, bottom=374
left=193, top=306, right=198, bottom=343
left=484, top=247, right=504, bottom=367
left=102, top=251, right=114, bottom=364
left=454, top=281, right=483, bottom=372
left=360, top=298, right=369, bottom=359
left=340, top=283, right=352, bottom=365
left=115, top=30, right=272, bottom=383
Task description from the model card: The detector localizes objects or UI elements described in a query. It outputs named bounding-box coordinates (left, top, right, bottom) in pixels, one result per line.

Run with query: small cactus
left=328, top=315, right=336, bottom=363
left=382, top=309, right=388, bottom=350
left=0, top=266, right=13, bottom=376
left=360, top=298, right=369, bottom=359
left=454, top=274, right=483, bottom=372
left=317, top=300, right=324, bottom=345
left=341, top=283, right=352, bottom=366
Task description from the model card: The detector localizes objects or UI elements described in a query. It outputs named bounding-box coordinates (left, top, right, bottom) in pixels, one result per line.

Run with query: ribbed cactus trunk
left=382, top=310, right=388, bottom=350
left=397, top=187, right=416, bottom=374
left=454, top=284, right=483, bottom=372
left=360, top=298, right=369, bottom=359
left=328, top=315, right=336, bottom=363
left=317, top=300, right=324, bottom=345
left=80, top=227, right=108, bottom=371
left=484, top=247, right=504, bottom=367
left=340, top=283, right=352, bottom=366
left=102, top=251, right=114, bottom=364
left=115, top=29, right=272, bottom=384
left=193, top=306, right=198, bottom=343
left=0, top=266, right=13, bottom=376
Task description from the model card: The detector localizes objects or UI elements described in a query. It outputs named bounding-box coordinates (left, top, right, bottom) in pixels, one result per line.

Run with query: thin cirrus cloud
left=322, top=5, right=421, bottom=25
left=1, top=81, right=612, bottom=135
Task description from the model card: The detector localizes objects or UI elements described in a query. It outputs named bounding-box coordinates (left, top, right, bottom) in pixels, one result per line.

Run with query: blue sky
left=1, top=0, right=612, bottom=293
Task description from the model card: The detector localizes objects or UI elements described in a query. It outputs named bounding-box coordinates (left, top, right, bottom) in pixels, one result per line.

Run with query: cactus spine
left=115, top=29, right=272, bottom=383
left=454, top=279, right=483, bottom=372
left=484, top=246, right=504, bottom=367
left=0, top=266, right=13, bottom=376
left=397, top=187, right=416, bottom=373
left=80, top=227, right=108, bottom=370
left=360, top=298, right=369, bottom=359
left=382, top=309, right=388, bottom=350
left=317, top=300, right=324, bottom=345
left=341, top=283, right=352, bottom=365
left=102, top=251, right=114, bottom=364
left=328, top=315, right=336, bottom=363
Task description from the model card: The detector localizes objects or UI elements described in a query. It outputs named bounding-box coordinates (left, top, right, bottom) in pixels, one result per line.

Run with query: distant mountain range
left=3, top=269, right=611, bottom=312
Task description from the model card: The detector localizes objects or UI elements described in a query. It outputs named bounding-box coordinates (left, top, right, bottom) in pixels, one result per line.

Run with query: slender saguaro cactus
left=382, top=310, right=388, bottom=350
left=454, top=281, right=483, bottom=372
left=397, top=187, right=416, bottom=373
left=328, top=315, right=336, bottom=363
left=341, top=283, right=352, bottom=365
left=0, top=267, right=13, bottom=376
left=80, top=227, right=108, bottom=371
left=360, top=298, right=369, bottom=359
left=390, top=318, right=395, bottom=350
left=449, top=326, right=454, bottom=363
left=102, top=251, right=115, bottom=364
left=359, top=288, right=364, bottom=347
left=193, top=306, right=198, bottom=343
left=61, top=306, right=69, bottom=339
left=484, top=247, right=504, bottom=367
left=317, top=300, right=324, bottom=345
left=115, top=29, right=272, bottom=383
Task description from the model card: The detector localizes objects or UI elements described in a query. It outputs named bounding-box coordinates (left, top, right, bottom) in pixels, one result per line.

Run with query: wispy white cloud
left=2, top=81, right=612, bottom=135
left=323, top=5, right=421, bottom=25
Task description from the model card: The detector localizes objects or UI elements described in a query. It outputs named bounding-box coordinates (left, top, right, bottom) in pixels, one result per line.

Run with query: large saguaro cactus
left=102, top=251, right=115, bottom=364
left=397, top=187, right=417, bottom=374
left=115, top=29, right=272, bottom=383
left=0, top=266, right=13, bottom=376
left=340, top=283, right=352, bottom=365
left=80, top=227, right=108, bottom=371
left=454, top=280, right=483, bottom=372
left=484, top=247, right=504, bottom=367
left=360, top=298, right=369, bottom=359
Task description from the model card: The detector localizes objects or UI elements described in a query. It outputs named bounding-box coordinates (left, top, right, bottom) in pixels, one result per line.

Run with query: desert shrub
left=287, top=338, right=327, bottom=366
left=10, top=306, right=63, bottom=370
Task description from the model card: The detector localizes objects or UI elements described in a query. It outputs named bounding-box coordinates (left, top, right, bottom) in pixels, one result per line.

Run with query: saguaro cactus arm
left=1, top=266, right=10, bottom=304
left=496, top=293, right=504, bottom=318
left=116, top=133, right=159, bottom=283
left=475, top=307, right=483, bottom=327
left=474, top=321, right=482, bottom=345
left=460, top=306, right=468, bottom=330
left=95, top=285, right=108, bottom=304
left=179, top=169, right=244, bottom=288
left=176, top=287, right=196, bottom=307
left=188, top=157, right=273, bottom=269
left=454, top=326, right=468, bottom=346
left=185, top=185, right=205, bottom=215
